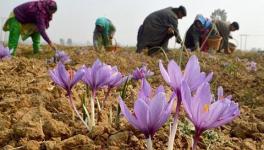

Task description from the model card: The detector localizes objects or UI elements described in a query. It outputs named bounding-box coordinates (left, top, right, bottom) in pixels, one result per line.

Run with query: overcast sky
left=1, top=0, right=264, bottom=50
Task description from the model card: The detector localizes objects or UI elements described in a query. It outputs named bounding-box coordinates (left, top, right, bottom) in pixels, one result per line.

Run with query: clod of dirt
left=56, top=134, right=94, bottom=150
left=43, top=118, right=71, bottom=139
left=108, top=131, right=129, bottom=146
left=253, top=107, right=264, bottom=120
left=0, top=129, right=12, bottom=147
left=242, top=139, right=257, bottom=150
left=231, top=121, right=259, bottom=139
left=89, top=126, right=105, bottom=139
left=257, top=122, right=264, bottom=133
left=20, top=140, right=41, bottom=150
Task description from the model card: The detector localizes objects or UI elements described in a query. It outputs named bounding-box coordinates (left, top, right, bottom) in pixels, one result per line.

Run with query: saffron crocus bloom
left=132, top=65, right=154, bottom=80
left=161, top=55, right=213, bottom=150
left=82, top=59, right=112, bottom=94
left=55, top=50, right=71, bottom=64
left=0, top=44, right=11, bottom=60
left=82, top=59, right=112, bottom=127
left=108, top=66, right=126, bottom=89
left=49, top=62, right=90, bottom=131
left=181, top=81, right=240, bottom=150
left=49, top=62, right=85, bottom=95
left=119, top=79, right=174, bottom=138
left=246, top=61, right=257, bottom=72
left=159, top=55, right=213, bottom=92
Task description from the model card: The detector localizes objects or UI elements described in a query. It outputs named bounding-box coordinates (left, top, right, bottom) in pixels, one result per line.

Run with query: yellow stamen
left=203, top=104, right=209, bottom=112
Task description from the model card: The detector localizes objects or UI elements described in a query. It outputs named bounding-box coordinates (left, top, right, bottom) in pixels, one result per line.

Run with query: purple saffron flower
left=0, top=44, right=11, bottom=60
left=246, top=61, right=257, bottom=72
left=119, top=79, right=174, bottom=138
left=108, top=66, right=126, bottom=89
left=159, top=55, right=213, bottom=92
left=49, top=62, right=85, bottom=95
left=181, top=81, right=240, bottom=149
left=55, top=50, right=71, bottom=64
left=82, top=59, right=112, bottom=94
left=132, top=65, right=154, bottom=80
left=49, top=62, right=90, bottom=131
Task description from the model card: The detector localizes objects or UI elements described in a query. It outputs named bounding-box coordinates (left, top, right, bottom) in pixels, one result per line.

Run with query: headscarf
left=195, top=14, right=212, bottom=29
left=29, top=0, right=57, bottom=28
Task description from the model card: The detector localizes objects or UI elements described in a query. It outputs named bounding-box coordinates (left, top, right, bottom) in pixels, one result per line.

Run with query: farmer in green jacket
left=93, top=17, right=116, bottom=51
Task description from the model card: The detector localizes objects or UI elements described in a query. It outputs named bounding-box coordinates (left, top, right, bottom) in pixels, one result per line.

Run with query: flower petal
left=168, top=60, right=182, bottom=90
left=134, top=98, right=150, bottom=134
left=119, top=97, right=141, bottom=129
left=57, top=62, right=70, bottom=89
left=49, top=69, right=66, bottom=89
left=149, top=92, right=166, bottom=131
left=70, top=68, right=85, bottom=89
left=138, top=79, right=152, bottom=98
left=181, top=81, right=194, bottom=120
left=159, top=60, right=171, bottom=85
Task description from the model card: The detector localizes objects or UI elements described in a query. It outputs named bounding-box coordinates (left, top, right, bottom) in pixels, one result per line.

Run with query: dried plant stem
left=109, top=105, right=113, bottom=124
left=90, top=92, right=96, bottom=127
left=71, top=109, right=75, bottom=121
left=96, top=97, right=101, bottom=112
left=147, top=136, right=153, bottom=150
left=103, top=88, right=111, bottom=108
left=82, top=103, right=91, bottom=126
left=167, top=91, right=182, bottom=150
left=68, top=94, right=90, bottom=131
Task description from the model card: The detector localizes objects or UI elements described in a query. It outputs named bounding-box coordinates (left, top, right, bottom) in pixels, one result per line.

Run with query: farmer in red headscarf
left=3, top=0, right=57, bottom=55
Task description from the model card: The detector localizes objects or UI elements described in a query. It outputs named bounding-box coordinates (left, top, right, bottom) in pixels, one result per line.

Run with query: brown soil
left=0, top=45, right=264, bottom=150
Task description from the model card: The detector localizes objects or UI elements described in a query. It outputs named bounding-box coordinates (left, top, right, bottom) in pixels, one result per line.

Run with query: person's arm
left=109, top=23, right=116, bottom=39
left=168, top=16, right=182, bottom=44
left=36, top=16, right=56, bottom=50
left=193, top=29, right=201, bottom=50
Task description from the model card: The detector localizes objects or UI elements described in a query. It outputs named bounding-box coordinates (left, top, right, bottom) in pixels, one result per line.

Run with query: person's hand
left=49, top=43, right=57, bottom=51
left=109, top=34, right=114, bottom=39
left=168, top=27, right=175, bottom=34
left=176, top=37, right=182, bottom=44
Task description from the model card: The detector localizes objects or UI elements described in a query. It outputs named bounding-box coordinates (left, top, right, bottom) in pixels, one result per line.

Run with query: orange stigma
left=203, top=104, right=209, bottom=112
left=68, top=69, right=74, bottom=80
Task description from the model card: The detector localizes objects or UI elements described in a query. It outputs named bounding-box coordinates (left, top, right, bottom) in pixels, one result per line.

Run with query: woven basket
left=105, top=45, right=117, bottom=52
left=229, top=42, right=236, bottom=53
left=207, top=35, right=223, bottom=50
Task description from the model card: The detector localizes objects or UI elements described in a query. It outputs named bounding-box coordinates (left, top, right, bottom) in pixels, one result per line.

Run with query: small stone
left=130, top=135, right=139, bottom=143
left=23, top=140, right=40, bottom=150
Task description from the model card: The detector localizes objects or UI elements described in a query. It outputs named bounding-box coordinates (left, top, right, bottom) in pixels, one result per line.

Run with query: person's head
left=47, top=0, right=57, bottom=15
left=194, top=20, right=203, bottom=30
left=96, top=25, right=104, bottom=32
left=230, top=21, right=239, bottom=31
left=172, top=5, right=187, bottom=19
